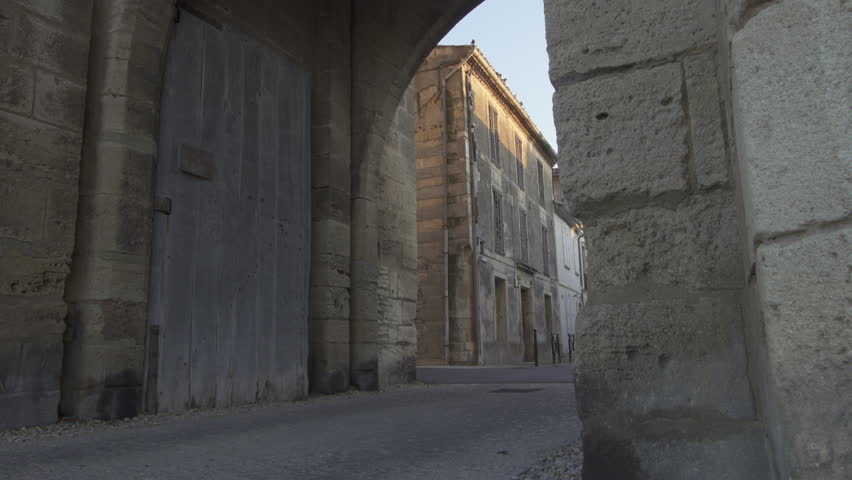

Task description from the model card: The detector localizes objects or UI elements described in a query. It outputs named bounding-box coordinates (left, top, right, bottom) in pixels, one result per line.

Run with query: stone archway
left=1, top=0, right=848, bottom=478
left=54, top=0, right=488, bottom=417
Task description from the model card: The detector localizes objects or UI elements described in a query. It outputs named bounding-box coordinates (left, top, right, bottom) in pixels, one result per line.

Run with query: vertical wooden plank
left=254, top=47, right=279, bottom=400
left=188, top=23, right=227, bottom=409
left=153, top=11, right=205, bottom=413
left=273, top=57, right=293, bottom=398
left=229, top=38, right=261, bottom=405
left=214, top=29, right=246, bottom=409
left=277, top=59, right=311, bottom=399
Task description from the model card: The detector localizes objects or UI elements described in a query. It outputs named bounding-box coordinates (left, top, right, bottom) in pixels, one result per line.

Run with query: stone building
left=414, top=46, right=559, bottom=366
left=0, top=0, right=848, bottom=478
left=552, top=200, right=586, bottom=343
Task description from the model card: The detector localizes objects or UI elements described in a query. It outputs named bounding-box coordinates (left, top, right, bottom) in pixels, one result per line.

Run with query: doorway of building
left=544, top=294, right=554, bottom=336
left=146, top=10, right=310, bottom=413
left=521, top=287, right=533, bottom=362
left=495, top=277, right=508, bottom=358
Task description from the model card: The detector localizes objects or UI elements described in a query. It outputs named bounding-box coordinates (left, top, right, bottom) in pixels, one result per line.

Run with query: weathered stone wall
left=546, top=0, right=771, bottom=478
left=0, top=0, right=93, bottom=429
left=350, top=1, right=481, bottom=387
left=730, top=1, right=851, bottom=477
left=413, top=47, right=475, bottom=366
left=374, top=83, right=418, bottom=386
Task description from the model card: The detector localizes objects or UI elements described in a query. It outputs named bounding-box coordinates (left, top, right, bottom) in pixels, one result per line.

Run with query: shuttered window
left=515, top=136, right=524, bottom=190
left=542, top=226, right=549, bottom=275
left=493, top=189, right=504, bottom=255
left=519, top=209, right=528, bottom=263
left=537, top=162, right=545, bottom=203
left=488, top=105, right=501, bottom=168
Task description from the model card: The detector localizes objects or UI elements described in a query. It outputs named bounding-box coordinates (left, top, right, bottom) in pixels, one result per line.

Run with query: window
left=493, top=189, right=504, bottom=255
left=537, top=162, right=545, bottom=204
left=488, top=105, right=500, bottom=168
left=542, top=226, right=549, bottom=276
left=519, top=209, right=528, bottom=263
left=563, top=228, right=571, bottom=269
left=515, top=136, right=524, bottom=190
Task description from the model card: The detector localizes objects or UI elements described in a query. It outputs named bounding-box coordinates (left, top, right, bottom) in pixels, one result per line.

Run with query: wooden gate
left=145, top=10, right=310, bottom=412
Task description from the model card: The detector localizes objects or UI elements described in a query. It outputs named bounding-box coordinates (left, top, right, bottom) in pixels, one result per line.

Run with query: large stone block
left=0, top=298, right=66, bottom=339
left=0, top=256, right=68, bottom=297
left=732, top=0, right=852, bottom=239
left=0, top=60, right=34, bottom=114
left=0, top=176, right=48, bottom=242
left=0, top=109, right=82, bottom=183
left=63, top=253, right=148, bottom=303
left=78, top=140, right=154, bottom=197
left=309, top=285, right=350, bottom=321
left=310, top=252, right=350, bottom=289
left=0, top=4, right=12, bottom=53
left=96, top=94, right=158, bottom=140
left=756, top=225, right=852, bottom=478
left=576, top=294, right=754, bottom=420
left=683, top=52, right=728, bottom=189
left=43, top=182, right=78, bottom=254
left=0, top=390, right=60, bottom=430
left=584, top=190, right=742, bottom=290
left=553, top=62, right=688, bottom=212
left=312, top=186, right=350, bottom=223
left=96, top=42, right=164, bottom=103
left=10, top=12, right=90, bottom=82
left=66, top=300, right=147, bottom=345
left=582, top=414, right=770, bottom=480
left=60, top=341, right=144, bottom=419
left=34, top=70, right=86, bottom=131
left=0, top=332, right=64, bottom=429
left=311, top=219, right=351, bottom=257
left=545, top=0, right=717, bottom=80
left=74, top=192, right=150, bottom=256
left=14, top=0, right=93, bottom=34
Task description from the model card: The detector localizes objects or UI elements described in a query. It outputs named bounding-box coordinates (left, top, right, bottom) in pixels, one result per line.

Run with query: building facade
left=552, top=200, right=586, bottom=344
left=414, top=46, right=559, bottom=366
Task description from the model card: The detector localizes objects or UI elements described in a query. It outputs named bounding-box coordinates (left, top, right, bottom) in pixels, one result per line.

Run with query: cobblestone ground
left=1, top=366, right=581, bottom=479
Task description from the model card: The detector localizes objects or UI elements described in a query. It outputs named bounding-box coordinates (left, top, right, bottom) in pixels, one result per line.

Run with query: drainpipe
left=439, top=49, right=476, bottom=364
left=462, top=70, right=481, bottom=366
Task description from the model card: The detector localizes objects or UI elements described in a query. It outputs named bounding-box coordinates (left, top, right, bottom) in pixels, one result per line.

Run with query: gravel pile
left=514, top=440, right=583, bottom=480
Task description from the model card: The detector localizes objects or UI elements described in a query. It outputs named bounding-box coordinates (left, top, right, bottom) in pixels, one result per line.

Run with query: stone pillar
left=374, top=83, right=418, bottom=386
left=308, top=0, right=353, bottom=394
left=731, top=1, right=851, bottom=477
left=545, top=0, right=770, bottom=478
left=62, top=0, right=172, bottom=419
left=349, top=0, right=471, bottom=389
left=349, top=80, right=417, bottom=390
left=0, top=0, right=93, bottom=429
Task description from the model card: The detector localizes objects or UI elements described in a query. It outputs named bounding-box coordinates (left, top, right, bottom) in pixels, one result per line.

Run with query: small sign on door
left=178, top=144, right=215, bottom=180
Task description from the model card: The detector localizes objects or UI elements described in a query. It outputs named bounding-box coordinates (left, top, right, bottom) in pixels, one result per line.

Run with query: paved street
left=0, top=366, right=579, bottom=480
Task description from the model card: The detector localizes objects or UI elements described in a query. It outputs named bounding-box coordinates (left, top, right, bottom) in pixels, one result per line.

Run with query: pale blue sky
left=441, top=0, right=556, bottom=150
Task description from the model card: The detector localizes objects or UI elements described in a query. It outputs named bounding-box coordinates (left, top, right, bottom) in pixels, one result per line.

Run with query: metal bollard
left=533, top=328, right=539, bottom=367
